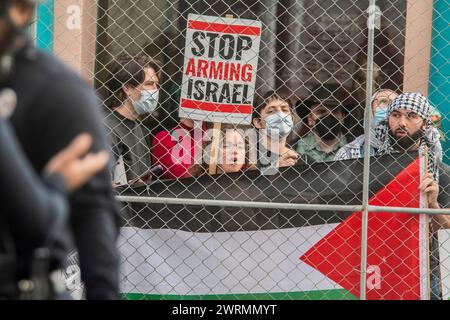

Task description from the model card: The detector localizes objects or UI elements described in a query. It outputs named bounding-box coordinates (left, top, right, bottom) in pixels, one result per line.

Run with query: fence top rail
left=116, top=195, right=450, bottom=215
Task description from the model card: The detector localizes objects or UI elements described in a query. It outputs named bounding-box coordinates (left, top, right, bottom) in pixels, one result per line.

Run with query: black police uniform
left=4, top=41, right=120, bottom=300
left=0, top=118, right=69, bottom=298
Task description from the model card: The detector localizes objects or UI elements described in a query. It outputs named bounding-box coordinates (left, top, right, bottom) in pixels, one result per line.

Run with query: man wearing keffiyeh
left=375, top=93, right=448, bottom=224
left=335, top=91, right=443, bottom=162
left=374, top=92, right=450, bottom=300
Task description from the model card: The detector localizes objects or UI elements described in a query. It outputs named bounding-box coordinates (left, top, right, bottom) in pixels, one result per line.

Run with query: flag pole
left=423, top=145, right=431, bottom=300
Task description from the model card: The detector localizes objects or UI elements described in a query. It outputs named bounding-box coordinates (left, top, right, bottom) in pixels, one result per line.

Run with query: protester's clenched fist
left=278, top=149, right=299, bottom=168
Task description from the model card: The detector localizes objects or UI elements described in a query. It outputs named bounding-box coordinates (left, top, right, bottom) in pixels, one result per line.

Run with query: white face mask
left=132, top=89, right=159, bottom=115
left=264, top=111, right=293, bottom=138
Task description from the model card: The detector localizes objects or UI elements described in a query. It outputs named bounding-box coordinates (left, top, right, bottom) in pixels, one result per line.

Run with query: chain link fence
left=33, top=0, right=449, bottom=300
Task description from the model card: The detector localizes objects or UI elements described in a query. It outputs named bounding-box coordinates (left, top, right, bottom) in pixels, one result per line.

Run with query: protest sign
left=179, top=14, right=261, bottom=124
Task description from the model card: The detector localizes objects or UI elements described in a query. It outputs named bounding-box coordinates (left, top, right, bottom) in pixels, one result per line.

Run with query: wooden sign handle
left=208, top=122, right=222, bottom=175
left=208, top=14, right=233, bottom=175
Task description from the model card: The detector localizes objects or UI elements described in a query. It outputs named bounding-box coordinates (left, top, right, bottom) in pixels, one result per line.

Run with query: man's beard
left=388, top=128, right=425, bottom=151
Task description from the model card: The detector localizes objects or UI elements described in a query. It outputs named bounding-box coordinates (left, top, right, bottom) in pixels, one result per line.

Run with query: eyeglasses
left=373, top=97, right=392, bottom=106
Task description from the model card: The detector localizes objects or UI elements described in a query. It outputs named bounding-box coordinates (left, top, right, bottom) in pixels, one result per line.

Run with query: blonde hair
left=191, top=124, right=257, bottom=177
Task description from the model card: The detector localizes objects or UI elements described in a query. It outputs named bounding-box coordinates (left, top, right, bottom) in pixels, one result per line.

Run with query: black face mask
left=314, top=113, right=343, bottom=141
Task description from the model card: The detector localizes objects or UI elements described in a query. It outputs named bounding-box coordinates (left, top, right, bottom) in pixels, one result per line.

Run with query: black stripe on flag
left=119, top=152, right=419, bottom=232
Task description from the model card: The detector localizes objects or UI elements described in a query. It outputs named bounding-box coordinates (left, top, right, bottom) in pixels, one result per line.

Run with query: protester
left=252, top=91, right=299, bottom=173
left=375, top=93, right=448, bottom=208
left=335, top=90, right=443, bottom=162
left=370, top=89, right=399, bottom=126
left=152, top=116, right=207, bottom=180
left=105, top=54, right=161, bottom=185
left=192, top=124, right=257, bottom=176
left=295, top=84, right=350, bottom=163
left=2, top=0, right=120, bottom=299
left=334, top=89, right=399, bottom=160
left=372, top=92, right=449, bottom=299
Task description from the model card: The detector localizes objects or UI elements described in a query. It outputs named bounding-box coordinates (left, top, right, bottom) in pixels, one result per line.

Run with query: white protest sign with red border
left=179, top=14, right=261, bottom=124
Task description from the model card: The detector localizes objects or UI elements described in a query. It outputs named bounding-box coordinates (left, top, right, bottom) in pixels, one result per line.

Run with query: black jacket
left=5, top=42, right=120, bottom=300
left=0, top=118, right=68, bottom=280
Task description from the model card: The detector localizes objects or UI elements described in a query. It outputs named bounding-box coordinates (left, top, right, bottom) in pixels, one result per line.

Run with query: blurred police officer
left=0, top=0, right=120, bottom=299
left=1, top=115, right=109, bottom=298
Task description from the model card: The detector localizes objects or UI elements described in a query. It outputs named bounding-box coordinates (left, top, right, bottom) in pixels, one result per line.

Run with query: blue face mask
left=265, top=111, right=293, bottom=138
left=372, top=107, right=387, bottom=127
left=132, top=89, right=159, bottom=115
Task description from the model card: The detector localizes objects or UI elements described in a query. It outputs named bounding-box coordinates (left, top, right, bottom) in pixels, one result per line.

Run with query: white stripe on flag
left=118, top=225, right=343, bottom=296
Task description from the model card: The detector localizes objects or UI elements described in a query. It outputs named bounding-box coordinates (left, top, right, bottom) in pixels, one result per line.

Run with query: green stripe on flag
left=122, top=290, right=357, bottom=300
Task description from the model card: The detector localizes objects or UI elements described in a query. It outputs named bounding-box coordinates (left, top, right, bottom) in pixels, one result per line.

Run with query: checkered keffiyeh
left=376, top=92, right=440, bottom=181
left=387, top=92, right=431, bottom=121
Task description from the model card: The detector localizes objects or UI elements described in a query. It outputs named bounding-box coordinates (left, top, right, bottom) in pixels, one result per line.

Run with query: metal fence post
left=359, top=0, right=377, bottom=301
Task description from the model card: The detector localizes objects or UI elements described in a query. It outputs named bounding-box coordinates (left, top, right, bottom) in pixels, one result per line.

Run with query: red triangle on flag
left=300, top=157, right=422, bottom=300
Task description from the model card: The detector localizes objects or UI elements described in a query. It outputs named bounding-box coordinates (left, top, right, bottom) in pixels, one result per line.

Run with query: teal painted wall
left=36, top=0, right=54, bottom=52
left=429, top=0, right=450, bottom=164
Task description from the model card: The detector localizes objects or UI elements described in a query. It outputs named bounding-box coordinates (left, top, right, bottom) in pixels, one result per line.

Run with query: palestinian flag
left=118, top=152, right=429, bottom=300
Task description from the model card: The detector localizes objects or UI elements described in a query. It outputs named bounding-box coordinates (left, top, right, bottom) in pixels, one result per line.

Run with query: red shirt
left=152, top=122, right=204, bottom=180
